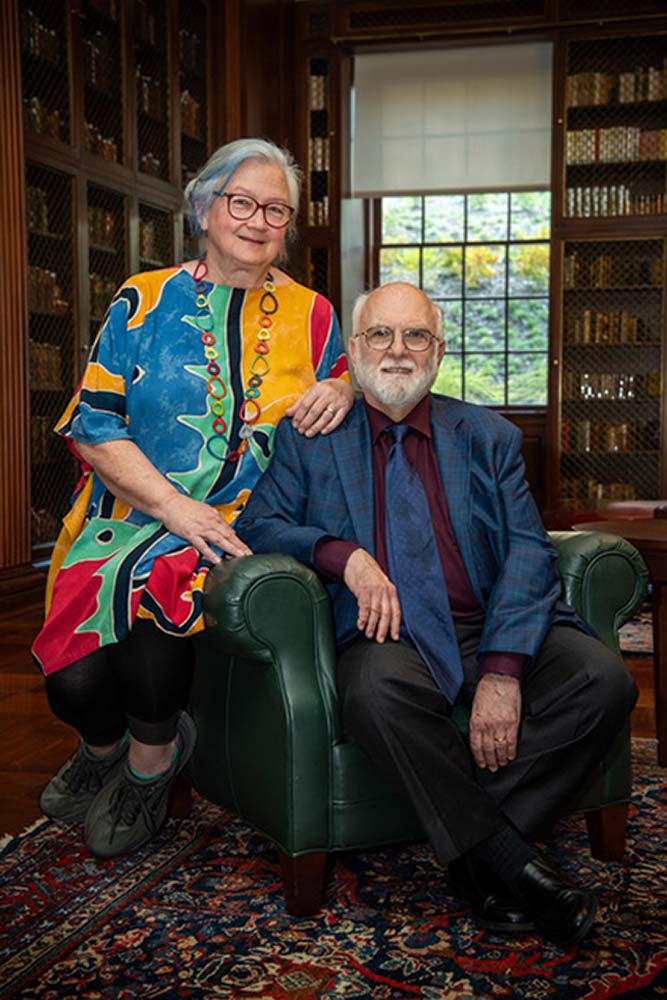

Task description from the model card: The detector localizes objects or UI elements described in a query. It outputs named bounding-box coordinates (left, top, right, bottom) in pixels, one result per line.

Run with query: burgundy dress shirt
left=314, top=396, right=525, bottom=680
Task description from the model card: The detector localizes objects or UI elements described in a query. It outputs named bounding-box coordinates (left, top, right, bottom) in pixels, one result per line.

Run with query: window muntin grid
left=377, top=191, right=551, bottom=406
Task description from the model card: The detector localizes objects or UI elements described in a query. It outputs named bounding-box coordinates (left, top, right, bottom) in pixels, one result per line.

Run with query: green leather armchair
left=190, top=530, right=648, bottom=916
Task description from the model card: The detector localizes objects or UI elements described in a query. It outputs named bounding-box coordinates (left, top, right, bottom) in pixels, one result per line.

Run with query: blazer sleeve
left=234, top=418, right=333, bottom=566
left=478, top=422, right=562, bottom=660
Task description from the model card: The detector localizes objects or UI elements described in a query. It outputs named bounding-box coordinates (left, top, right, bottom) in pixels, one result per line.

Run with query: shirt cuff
left=313, top=538, right=361, bottom=580
left=480, top=652, right=525, bottom=681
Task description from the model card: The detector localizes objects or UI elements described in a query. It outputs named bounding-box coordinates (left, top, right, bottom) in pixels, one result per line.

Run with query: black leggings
left=44, top=621, right=195, bottom=747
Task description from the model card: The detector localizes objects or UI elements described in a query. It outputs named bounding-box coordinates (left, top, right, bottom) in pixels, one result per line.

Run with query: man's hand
left=469, top=673, right=521, bottom=772
left=343, top=548, right=401, bottom=643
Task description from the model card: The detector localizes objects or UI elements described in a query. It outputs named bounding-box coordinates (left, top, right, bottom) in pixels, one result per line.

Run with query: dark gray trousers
left=337, top=621, right=637, bottom=864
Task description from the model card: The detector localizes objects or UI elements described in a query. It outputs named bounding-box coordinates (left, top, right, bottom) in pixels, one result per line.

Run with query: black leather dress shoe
left=512, top=854, right=598, bottom=947
left=448, top=855, right=535, bottom=934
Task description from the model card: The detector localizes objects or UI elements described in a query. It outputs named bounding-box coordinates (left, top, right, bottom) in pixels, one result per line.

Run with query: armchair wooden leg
left=585, top=803, right=628, bottom=861
left=169, top=772, right=193, bottom=819
left=279, top=850, right=328, bottom=916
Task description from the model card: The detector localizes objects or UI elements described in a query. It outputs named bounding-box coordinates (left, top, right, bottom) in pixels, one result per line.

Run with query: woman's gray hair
left=352, top=289, right=444, bottom=340
left=183, top=137, right=303, bottom=243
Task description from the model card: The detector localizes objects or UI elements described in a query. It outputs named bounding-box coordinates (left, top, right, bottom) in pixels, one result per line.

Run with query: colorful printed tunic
left=33, top=267, right=348, bottom=675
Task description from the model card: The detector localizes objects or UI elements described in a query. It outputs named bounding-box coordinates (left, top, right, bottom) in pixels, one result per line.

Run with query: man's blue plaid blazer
left=235, top=394, right=585, bottom=669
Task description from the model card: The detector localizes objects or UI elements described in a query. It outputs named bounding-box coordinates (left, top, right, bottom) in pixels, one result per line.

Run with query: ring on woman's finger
left=494, top=736, right=507, bottom=744
left=326, top=404, right=337, bottom=413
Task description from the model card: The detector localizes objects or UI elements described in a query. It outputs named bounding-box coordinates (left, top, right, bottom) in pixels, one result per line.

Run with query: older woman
left=32, top=138, right=354, bottom=859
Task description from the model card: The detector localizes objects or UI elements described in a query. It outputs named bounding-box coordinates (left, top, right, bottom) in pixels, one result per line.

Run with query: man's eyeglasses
left=213, top=191, right=294, bottom=229
left=354, top=326, right=441, bottom=352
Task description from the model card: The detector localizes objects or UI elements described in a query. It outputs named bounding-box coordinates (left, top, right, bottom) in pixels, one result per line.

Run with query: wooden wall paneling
left=0, top=0, right=45, bottom=598
left=209, top=0, right=241, bottom=146
left=240, top=0, right=295, bottom=147
left=503, top=411, right=549, bottom=511
left=660, top=237, right=667, bottom=499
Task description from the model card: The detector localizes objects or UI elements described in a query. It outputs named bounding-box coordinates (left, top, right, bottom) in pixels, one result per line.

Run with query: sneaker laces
left=105, top=776, right=168, bottom=842
left=62, top=749, right=111, bottom=795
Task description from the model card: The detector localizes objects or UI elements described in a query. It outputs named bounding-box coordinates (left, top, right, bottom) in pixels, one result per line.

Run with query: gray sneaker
left=40, top=736, right=129, bottom=825
left=84, top=711, right=196, bottom=859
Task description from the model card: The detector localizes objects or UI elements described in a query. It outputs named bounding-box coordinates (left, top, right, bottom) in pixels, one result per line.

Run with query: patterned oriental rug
left=1, top=740, right=665, bottom=1000
left=618, top=604, right=654, bottom=656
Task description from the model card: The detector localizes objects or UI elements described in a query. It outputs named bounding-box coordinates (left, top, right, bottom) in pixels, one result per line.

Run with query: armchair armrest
left=548, top=530, right=648, bottom=653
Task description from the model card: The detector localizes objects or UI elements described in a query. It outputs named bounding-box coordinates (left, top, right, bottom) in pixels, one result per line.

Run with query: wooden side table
left=576, top=520, right=667, bottom=766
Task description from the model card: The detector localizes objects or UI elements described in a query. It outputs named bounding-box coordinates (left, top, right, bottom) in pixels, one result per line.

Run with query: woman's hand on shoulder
left=158, top=494, right=252, bottom=564
left=286, top=379, right=355, bottom=438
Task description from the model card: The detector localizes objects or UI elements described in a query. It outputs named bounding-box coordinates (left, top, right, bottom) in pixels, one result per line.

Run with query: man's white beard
left=353, top=352, right=440, bottom=409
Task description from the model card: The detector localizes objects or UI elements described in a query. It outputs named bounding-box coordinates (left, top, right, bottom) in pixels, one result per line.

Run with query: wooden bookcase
left=294, top=1, right=342, bottom=309
left=19, top=0, right=215, bottom=563
left=549, top=24, right=667, bottom=514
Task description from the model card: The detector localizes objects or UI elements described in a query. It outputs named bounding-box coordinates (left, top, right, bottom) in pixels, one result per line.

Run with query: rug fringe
left=0, top=815, right=50, bottom=849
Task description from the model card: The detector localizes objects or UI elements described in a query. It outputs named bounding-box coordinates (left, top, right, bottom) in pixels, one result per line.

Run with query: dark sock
left=469, top=824, right=538, bottom=883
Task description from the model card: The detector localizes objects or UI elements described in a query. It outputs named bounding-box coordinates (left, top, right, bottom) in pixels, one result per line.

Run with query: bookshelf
left=135, top=0, right=170, bottom=181
left=563, top=34, right=667, bottom=221
left=296, top=43, right=341, bottom=306
left=559, top=238, right=663, bottom=506
left=138, top=202, right=174, bottom=271
left=16, top=0, right=214, bottom=562
left=21, top=3, right=70, bottom=144
left=552, top=24, right=667, bottom=514
left=83, top=0, right=124, bottom=164
left=307, top=57, right=331, bottom=229
left=26, top=164, right=77, bottom=557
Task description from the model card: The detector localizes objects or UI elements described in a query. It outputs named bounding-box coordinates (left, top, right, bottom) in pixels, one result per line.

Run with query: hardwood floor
left=0, top=601, right=658, bottom=838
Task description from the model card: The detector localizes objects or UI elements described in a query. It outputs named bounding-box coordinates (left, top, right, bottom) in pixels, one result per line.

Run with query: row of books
left=561, top=419, right=654, bottom=454
left=90, top=273, right=118, bottom=321
left=29, top=339, right=63, bottom=392
left=21, top=8, right=60, bottom=66
left=84, top=122, right=118, bottom=163
left=564, top=309, right=642, bottom=345
left=566, top=183, right=665, bottom=217
left=28, top=266, right=68, bottom=316
left=24, top=96, right=63, bottom=142
left=27, top=186, right=50, bottom=235
left=309, top=75, right=327, bottom=111
left=89, top=205, right=117, bottom=250
left=565, top=127, right=667, bottom=164
left=563, top=253, right=662, bottom=289
left=309, top=138, right=330, bottom=172
left=560, top=477, right=637, bottom=501
left=181, top=91, right=203, bottom=140
left=565, top=62, right=667, bottom=107
left=308, top=198, right=330, bottom=227
left=563, top=369, right=660, bottom=401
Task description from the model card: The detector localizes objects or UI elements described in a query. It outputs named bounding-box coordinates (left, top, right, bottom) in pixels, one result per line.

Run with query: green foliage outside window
left=379, top=191, right=551, bottom=406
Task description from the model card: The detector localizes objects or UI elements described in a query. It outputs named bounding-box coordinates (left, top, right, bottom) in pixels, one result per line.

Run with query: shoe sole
left=449, top=869, right=536, bottom=935
left=540, top=893, right=598, bottom=948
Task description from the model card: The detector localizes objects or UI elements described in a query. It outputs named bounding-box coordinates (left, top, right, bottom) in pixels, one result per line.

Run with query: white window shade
left=351, top=42, right=552, bottom=196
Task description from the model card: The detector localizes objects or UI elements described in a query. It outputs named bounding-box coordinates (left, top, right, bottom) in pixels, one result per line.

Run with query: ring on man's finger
left=494, top=737, right=507, bottom=743
left=326, top=404, right=337, bottom=413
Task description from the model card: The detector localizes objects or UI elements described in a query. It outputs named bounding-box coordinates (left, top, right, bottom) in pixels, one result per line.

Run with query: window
left=376, top=191, right=551, bottom=407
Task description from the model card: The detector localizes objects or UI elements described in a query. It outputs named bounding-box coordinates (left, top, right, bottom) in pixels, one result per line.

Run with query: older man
left=234, top=282, right=636, bottom=946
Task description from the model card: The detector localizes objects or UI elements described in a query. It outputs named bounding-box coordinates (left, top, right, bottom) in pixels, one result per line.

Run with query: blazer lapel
left=430, top=397, right=482, bottom=601
left=331, top=399, right=376, bottom=556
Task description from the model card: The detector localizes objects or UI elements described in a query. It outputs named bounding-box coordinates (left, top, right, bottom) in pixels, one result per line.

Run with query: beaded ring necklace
left=191, top=258, right=278, bottom=463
